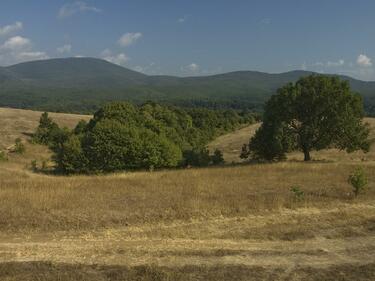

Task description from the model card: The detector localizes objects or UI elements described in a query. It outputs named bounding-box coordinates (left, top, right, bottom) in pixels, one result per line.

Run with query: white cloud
left=259, top=18, right=271, bottom=25
left=133, top=62, right=156, bottom=74
left=357, top=54, right=372, bottom=67
left=100, top=48, right=112, bottom=57
left=0, top=36, right=31, bottom=51
left=178, top=15, right=188, bottom=23
left=15, top=51, right=49, bottom=61
left=134, top=66, right=145, bottom=73
left=118, top=32, right=142, bottom=47
left=57, top=44, right=72, bottom=54
left=101, top=49, right=129, bottom=66
left=187, top=63, right=199, bottom=72
left=326, top=59, right=344, bottom=67
left=0, top=22, right=23, bottom=37
left=181, top=63, right=200, bottom=74
left=0, top=36, right=48, bottom=65
left=313, top=62, right=324, bottom=66
left=58, top=1, right=101, bottom=19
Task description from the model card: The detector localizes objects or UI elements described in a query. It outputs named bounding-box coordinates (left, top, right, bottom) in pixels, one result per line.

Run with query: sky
left=0, top=0, right=374, bottom=80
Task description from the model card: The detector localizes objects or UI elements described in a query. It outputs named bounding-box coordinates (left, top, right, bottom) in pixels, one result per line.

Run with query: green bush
left=348, top=167, right=368, bottom=197
left=211, top=149, right=224, bottom=165
left=0, top=151, right=8, bottom=161
left=30, top=160, right=38, bottom=172
left=14, top=138, right=25, bottom=154
left=54, top=135, right=88, bottom=173
left=290, top=186, right=304, bottom=200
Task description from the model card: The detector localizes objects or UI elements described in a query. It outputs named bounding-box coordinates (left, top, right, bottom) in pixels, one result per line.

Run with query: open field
left=0, top=107, right=374, bottom=280
left=209, top=118, right=375, bottom=163
left=0, top=107, right=91, bottom=150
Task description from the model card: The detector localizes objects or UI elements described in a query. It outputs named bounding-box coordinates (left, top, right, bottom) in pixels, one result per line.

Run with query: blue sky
left=0, top=0, right=374, bottom=80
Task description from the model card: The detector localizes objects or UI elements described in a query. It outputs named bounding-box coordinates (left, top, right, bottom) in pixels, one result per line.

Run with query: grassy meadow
left=0, top=107, right=374, bottom=280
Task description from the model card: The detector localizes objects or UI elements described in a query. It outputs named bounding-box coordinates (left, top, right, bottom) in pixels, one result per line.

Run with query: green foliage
left=14, top=138, right=25, bottom=154
left=1, top=58, right=375, bottom=115
left=211, top=149, right=224, bottom=165
left=348, top=167, right=368, bottom=197
left=54, top=134, right=88, bottom=173
left=37, top=102, right=254, bottom=174
left=183, top=148, right=211, bottom=167
left=30, top=159, right=37, bottom=172
left=244, top=75, right=371, bottom=161
left=0, top=151, right=8, bottom=161
left=290, top=186, right=304, bottom=200
left=33, top=112, right=71, bottom=152
left=73, top=120, right=88, bottom=135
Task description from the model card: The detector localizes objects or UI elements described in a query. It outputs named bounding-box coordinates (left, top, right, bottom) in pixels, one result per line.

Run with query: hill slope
left=0, top=107, right=91, bottom=150
left=1, top=58, right=375, bottom=113
left=209, top=118, right=375, bottom=163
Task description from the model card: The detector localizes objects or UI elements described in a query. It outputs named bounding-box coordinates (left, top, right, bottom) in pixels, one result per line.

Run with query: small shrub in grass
left=0, top=151, right=8, bottom=161
left=211, top=149, right=224, bottom=165
left=348, top=167, right=368, bottom=197
left=290, top=186, right=304, bottom=201
left=41, top=159, right=48, bottom=171
left=31, top=160, right=38, bottom=172
left=14, top=138, right=25, bottom=154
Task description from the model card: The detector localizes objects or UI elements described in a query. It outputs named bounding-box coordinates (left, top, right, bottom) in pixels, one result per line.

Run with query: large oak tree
left=242, top=75, right=370, bottom=161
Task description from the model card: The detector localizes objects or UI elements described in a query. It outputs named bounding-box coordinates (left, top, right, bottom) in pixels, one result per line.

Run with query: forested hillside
left=1, top=58, right=375, bottom=114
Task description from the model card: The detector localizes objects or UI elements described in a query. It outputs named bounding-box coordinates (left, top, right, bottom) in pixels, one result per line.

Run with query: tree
left=348, top=167, right=368, bottom=197
left=54, top=134, right=88, bottom=174
left=37, top=102, right=255, bottom=174
left=73, top=120, right=88, bottom=135
left=33, top=112, right=60, bottom=145
left=211, top=149, right=224, bottom=165
left=244, top=75, right=370, bottom=161
left=183, top=147, right=212, bottom=167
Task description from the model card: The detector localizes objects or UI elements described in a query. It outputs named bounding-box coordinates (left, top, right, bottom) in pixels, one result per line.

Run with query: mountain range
left=0, top=57, right=374, bottom=114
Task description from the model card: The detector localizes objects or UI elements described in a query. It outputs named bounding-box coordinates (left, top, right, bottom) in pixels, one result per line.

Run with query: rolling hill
left=0, top=57, right=375, bottom=113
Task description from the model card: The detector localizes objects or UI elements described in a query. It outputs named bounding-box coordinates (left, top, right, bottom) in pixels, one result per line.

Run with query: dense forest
left=1, top=58, right=375, bottom=115
left=33, top=102, right=258, bottom=173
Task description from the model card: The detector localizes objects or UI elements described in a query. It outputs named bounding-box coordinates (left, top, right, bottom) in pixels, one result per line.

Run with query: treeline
left=33, top=102, right=258, bottom=173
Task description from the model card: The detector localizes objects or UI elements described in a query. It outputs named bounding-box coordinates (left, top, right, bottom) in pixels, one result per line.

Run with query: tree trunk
left=303, top=149, right=311, bottom=161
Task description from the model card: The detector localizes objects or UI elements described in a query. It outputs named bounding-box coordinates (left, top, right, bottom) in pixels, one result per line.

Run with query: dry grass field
left=0, top=107, right=374, bottom=280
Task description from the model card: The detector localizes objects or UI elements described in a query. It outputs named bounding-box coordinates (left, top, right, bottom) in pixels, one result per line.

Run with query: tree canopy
left=34, top=103, right=256, bottom=173
left=242, top=75, right=371, bottom=161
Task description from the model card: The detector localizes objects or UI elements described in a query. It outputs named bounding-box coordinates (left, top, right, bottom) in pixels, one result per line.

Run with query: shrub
left=54, top=134, right=88, bottom=174
left=14, top=138, right=25, bottom=154
left=183, top=148, right=211, bottom=167
left=290, top=186, right=304, bottom=200
left=30, top=159, right=38, bottom=172
left=211, top=149, right=224, bottom=165
left=348, top=167, right=368, bottom=197
left=0, top=151, right=8, bottom=161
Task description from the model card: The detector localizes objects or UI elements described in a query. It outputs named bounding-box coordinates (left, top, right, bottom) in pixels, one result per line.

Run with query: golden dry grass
left=0, top=107, right=91, bottom=150
left=209, top=117, right=375, bottom=163
left=0, top=107, right=374, bottom=280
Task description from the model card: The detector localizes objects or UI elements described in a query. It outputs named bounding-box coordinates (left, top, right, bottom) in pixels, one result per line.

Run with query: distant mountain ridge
left=0, top=57, right=374, bottom=114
